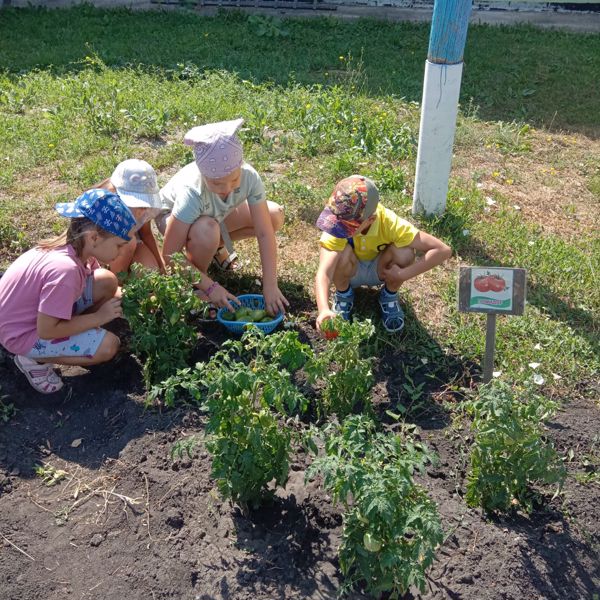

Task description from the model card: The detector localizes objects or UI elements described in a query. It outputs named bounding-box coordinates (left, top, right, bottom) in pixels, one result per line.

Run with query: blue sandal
left=333, top=287, right=354, bottom=321
left=379, top=287, right=405, bottom=332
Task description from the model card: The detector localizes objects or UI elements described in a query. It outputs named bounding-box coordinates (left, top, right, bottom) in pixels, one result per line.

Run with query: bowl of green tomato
left=216, top=294, right=284, bottom=334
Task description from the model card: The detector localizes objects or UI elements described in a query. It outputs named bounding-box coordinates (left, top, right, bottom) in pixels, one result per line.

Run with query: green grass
left=0, top=6, right=598, bottom=397
left=1, top=6, right=599, bottom=132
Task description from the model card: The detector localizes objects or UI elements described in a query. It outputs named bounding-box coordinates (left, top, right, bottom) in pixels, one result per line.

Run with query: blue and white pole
left=412, top=0, right=472, bottom=216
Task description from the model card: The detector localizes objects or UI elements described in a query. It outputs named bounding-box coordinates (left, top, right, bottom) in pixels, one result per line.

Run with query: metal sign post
left=458, top=267, right=527, bottom=383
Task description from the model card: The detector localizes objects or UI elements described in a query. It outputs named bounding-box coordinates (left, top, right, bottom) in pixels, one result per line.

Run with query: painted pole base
left=412, top=60, right=463, bottom=217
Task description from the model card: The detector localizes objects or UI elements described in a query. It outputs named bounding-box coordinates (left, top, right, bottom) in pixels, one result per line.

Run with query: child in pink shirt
left=0, top=189, right=136, bottom=394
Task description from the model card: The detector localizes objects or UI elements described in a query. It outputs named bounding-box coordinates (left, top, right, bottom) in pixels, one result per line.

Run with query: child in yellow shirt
left=315, top=175, right=452, bottom=333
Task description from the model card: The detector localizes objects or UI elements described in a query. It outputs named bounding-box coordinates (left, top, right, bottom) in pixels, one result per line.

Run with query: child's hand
left=316, top=309, right=338, bottom=333
left=97, top=297, right=123, bottom=325
left=263, top=285, right=289, bottom=316
left=208, top=284, right=239, bottom=313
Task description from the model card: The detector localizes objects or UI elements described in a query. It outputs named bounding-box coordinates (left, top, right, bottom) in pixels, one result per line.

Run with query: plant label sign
left=458, top=266, right=527, bottom=383
left=458, top=267, right=527, bottom=316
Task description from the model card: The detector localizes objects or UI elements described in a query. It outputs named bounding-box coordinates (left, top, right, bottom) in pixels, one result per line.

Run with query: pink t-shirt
left=0, top=245, right=96, bottom=355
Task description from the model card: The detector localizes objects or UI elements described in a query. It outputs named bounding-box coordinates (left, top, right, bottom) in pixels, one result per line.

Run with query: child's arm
left=396, top=232, right=452, bottom=281
left=161, top=216, right=191, bottom=267
left=315, top=247, right=340, bottom=331
left=249, top=201, right=289, bottom=316
left=138, top=221, right=166, bottom=273
left=162, top=215, right=238, bottom=311
left=36, top=298, right=122, bottom=339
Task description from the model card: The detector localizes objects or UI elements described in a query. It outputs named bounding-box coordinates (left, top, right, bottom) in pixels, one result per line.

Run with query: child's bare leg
left=186, top=216, right=221, bottom=272
left=332, top=245, right=358, bottom=291
left=377, top=246, right=415, bottom=292
left=88, top=268, right=119, bottom=311
left=223, top=201, right=285, bottom=241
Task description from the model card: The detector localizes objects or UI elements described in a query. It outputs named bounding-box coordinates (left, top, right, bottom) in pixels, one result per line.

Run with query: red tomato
left=321, top=319, right=339, bottom=340
left=487, top=276, right=506, bottom=292
left=474, top=276, right=491, bottom=292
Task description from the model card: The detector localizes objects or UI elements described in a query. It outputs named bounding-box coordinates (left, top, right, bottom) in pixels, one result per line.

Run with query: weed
left=371, top=163, right=407, bottom=193
left=171, top=436, right=200, bottom=460
left=587, top=172, right=600, bottom=198
left=574, top=435, right=600, bottom=485
left=398, top=364, right=427, bottom=415
left=306, top=415, right=443, bottom=597
left=0, top=386, right=16, bottom=423
left=35, top=463, right=67, bottom=486
left=487, top=121, right=532, bottom=155
left=247, top=15, right=289, bottom=39
left=0, top=216, right=29, bottom=257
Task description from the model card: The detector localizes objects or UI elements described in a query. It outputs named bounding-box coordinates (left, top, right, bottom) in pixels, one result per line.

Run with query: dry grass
left=454, top=128, right=600, bottom=238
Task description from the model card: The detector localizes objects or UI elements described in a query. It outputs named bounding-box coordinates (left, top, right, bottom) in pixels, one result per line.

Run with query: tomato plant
left=121, top=255, right=202, bottom=387
left=151, top=329, right=312, bottom=508
left=306, top=415, right=443, bottom=597
left=463, top=381, right=566, bottom=513
left=306, top=318, right=375, bottom=420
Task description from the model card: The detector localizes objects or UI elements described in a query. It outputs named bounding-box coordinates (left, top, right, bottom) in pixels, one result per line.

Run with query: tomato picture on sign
left=470, top=268, right=514, bottom=311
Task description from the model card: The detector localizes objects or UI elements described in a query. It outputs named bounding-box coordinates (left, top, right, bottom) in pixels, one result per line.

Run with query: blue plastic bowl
left=216, top=294, right=284, bottom=335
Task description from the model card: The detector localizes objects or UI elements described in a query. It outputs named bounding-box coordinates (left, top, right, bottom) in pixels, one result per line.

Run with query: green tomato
left=363, top=532, right=382, bottom=553
left=249, top=309, right=268, bottom=322
left=235, top=308, right=253, bottom=322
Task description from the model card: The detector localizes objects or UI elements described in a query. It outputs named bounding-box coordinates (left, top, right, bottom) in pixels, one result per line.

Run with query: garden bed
left=0, top=317, right=598, bottom=600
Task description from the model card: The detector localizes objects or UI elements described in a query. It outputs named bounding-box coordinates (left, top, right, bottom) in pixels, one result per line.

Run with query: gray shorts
left=350, top=257, right=383, bottom=288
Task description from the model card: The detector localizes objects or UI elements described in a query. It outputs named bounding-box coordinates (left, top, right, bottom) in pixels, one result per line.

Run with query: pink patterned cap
left=184, top=118, right=244, bottom=179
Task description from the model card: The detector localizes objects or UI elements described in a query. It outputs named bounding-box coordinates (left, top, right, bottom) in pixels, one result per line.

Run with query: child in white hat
left=97, top=159, right=165, bottom=275
left=159, top=118, right=288, bottom=316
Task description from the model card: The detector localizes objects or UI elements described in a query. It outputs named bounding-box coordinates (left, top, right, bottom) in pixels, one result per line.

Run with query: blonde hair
left=37, top=218, right=112, bottom=257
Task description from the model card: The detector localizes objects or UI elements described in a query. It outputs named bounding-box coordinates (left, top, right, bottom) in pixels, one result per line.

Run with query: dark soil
left=1, top=316, right=599, bottom=600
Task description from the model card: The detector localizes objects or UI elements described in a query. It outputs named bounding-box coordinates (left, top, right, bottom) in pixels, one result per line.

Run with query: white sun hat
left=110, top=159, right=161, bottom=208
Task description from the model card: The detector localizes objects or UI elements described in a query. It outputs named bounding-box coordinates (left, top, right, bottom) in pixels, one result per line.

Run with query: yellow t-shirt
left=319, top=204, right=419, bottom=261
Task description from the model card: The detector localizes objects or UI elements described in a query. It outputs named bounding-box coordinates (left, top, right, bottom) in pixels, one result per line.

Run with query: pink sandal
left=14, top=355, right=64, bottom=394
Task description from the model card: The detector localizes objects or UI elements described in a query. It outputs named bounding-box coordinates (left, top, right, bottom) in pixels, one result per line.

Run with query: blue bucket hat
left=55, top=189, right=136, bottom=241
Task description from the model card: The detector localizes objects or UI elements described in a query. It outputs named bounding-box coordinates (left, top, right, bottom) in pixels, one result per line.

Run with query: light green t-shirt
left=159, top=161, right=266, bottom=225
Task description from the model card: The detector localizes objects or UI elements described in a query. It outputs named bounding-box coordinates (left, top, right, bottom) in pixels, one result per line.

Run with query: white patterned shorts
left=25, top=274, right=107, bottom=359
